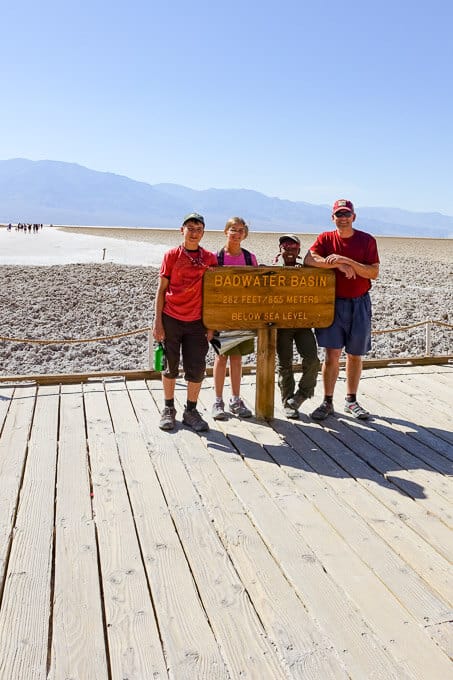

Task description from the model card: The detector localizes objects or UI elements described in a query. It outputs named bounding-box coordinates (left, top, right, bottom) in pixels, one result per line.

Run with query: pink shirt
left=221, top=250, right=258, bottom=266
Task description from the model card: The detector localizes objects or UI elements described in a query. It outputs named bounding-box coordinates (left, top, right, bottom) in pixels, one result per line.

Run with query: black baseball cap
left=182, top=212, right=205, bottom=226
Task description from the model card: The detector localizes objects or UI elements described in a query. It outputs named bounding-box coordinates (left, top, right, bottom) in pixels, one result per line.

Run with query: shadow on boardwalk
left=0, top=365, right=451, bottom=679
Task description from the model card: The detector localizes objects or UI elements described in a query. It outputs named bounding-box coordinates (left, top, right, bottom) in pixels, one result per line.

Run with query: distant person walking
left=153, top=213, right=218, bottom=432
left=304, top=199, right=380, bottom=420
left=274, top=234, right=320, bottom=418
left=212, top=217, right=257, bottom=420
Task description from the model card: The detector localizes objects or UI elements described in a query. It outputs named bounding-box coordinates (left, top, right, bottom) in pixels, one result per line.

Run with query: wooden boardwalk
left=0, top=364, right=452, bottom=679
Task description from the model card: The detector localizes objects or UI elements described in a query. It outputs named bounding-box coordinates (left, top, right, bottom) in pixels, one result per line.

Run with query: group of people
left=152, top=199, right=380, bottom=432
left=8, top=222, right=44, bottom=232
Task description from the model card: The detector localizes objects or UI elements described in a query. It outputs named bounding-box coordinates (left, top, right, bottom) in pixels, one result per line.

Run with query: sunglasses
left=280, top=241, right=299, bottom=249
left=334, top=210, right=352, bottom=218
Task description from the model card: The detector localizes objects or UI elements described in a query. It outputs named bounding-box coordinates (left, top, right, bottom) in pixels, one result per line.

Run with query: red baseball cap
left=332, top=199, right=354, bottom=214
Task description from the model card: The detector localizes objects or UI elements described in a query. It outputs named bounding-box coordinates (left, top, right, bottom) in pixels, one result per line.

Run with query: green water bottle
left=154, top=342, right=165, bottom=371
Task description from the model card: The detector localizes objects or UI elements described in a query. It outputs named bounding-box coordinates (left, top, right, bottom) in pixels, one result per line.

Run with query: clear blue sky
left=2, top=0, right=453, bottom=215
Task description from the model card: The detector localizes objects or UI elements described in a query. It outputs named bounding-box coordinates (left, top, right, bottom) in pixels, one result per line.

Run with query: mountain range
left=1, top=158, right=452, bottom=237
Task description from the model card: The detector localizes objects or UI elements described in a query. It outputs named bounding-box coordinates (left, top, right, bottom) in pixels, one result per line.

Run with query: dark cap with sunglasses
left=182, top=212, right=205, bottom=226
left=332, top=199, right=354, bottom=215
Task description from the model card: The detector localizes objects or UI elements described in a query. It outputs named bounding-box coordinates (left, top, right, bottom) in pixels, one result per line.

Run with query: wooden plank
left=0, top=385, right=59, bottom=680
left=405, top=370, right=453, bottom=405
left=147, top=384, right=289, bottom=679
left=0, top=385, right=36, bottom=586
left=255, top=327, right=276, bottom=419
left=0, top=369, right=158, bottom=385
left=304, top=418, right=452, bottom=561
left=210, top=405, right=452, bottom=678
left=349, top=411, right=452, bottom=477
left=0, top=384, right=13, bottom=431
left=136, top=383, right=348, bottom=679
left=83, top=380, right=167, bottom=680
left=360, top=373, right=453, bottom=455
left=105, top=380, right=229, bottom=679
left=267, top=409, right=453, bottom=606
left=48, top=384, right=109, bottom=680
left=382, top=371, right=452, bottom=419
left=196, top=389, right=413, bottom=680
left=242, top=410, right=453, bottom=658
left=333, top=413, right=453, bottom=503
left=323, top=417, right=453, bottom=528
left=354, top=372, right=453, bottom=474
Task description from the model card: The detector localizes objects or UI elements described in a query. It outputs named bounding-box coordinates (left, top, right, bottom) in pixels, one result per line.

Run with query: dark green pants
left=276, top=328, right=320, bottom=405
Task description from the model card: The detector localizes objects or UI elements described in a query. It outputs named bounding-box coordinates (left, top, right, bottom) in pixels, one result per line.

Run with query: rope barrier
left=0, top=326, right=152, bottom=345
left=372, top=320, right=453, bottom=335
left=0, top=319, right=451, bottom=346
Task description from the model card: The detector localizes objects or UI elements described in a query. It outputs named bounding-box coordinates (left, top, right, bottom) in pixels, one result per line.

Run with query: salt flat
left=0, top=226, right=167, bottom=266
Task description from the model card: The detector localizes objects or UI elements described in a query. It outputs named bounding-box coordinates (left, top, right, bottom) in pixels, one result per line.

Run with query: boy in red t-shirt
left=304, top=199, right=380, bottom=420
left=153, top=213, right=217, bottom=431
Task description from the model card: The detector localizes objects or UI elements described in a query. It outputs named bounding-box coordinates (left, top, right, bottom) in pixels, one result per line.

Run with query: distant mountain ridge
left=1, top=158, right=452, bottom=237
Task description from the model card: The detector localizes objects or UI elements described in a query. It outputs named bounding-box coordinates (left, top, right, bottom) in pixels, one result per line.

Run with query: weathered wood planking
left=201, top=386, right=452, bottom=678
left=48, top=384, right=108, bottom=680
left=106, top=379, right=229, bottom=678
left=0, top=385, right=35, bottom=586
left=137, top=382, right=288, bottom=678
left=83, top=380, right=168, bottom=679
left=0, top=385, right=59, bottom=679
left=0, top=366, right=451, bottom=679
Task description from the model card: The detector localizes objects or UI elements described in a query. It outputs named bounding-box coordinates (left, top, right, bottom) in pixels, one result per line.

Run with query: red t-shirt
left=310, top=229, right=379, bottom=298
left=160, top=245, right=218, bottom=321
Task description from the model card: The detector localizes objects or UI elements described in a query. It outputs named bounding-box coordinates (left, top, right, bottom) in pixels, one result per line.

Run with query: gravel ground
left=0, top=230, right=451, bottom=375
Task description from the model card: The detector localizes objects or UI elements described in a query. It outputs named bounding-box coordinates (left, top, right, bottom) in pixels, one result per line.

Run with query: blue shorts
left=315, top=293, right=372, bottom=356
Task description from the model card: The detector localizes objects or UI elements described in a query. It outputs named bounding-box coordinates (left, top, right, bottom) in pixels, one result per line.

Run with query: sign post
left=203, top=266, right=335, bottom=419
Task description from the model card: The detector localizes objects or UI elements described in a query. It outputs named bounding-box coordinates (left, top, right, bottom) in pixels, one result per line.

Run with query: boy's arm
left=153, top=277, right=169, bottom=341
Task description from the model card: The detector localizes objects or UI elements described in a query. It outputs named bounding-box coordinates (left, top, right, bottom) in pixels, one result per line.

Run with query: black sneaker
left=183, top=408, right=209, bottom=432
left=159, top=406, right=176, bottom=430
left=286, top=392, right=306, bottom=410
left=284, top=405, right=299, bottom=419
left=311, top=401, right=334, bottom=421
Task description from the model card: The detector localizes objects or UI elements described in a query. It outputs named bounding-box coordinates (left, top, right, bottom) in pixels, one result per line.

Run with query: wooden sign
left=203, top=266, right=335, bottom=330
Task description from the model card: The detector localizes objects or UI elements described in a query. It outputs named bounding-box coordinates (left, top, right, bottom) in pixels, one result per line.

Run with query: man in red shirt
left=153, top=213, right=218, bottom=431
left=304, top=199, right=380, bottom=420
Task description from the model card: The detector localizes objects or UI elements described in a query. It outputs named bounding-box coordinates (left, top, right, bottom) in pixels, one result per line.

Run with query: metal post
left=148, top=330, right=153, bottom=369
left=425, top=320, right=432, bottom=356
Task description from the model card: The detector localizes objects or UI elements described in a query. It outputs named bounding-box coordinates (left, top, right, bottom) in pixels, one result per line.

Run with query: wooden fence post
left=255, top=327, right=277, bottom=420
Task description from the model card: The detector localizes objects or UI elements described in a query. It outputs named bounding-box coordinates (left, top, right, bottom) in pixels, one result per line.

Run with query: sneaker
left=229, top=398, right=252, bottom=418
left=212, top=399, right=227, bottom=421
left=286, top=392, right=306, bottom=410
left=284, top=405, right=299, bottom=419
left=344, top=400, right=370, bottom=419
left=311, top=401, right=334, bottom=421
left=159, top=406, right=176, bottom=430
left=183, top=408, right=209, bottom=432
